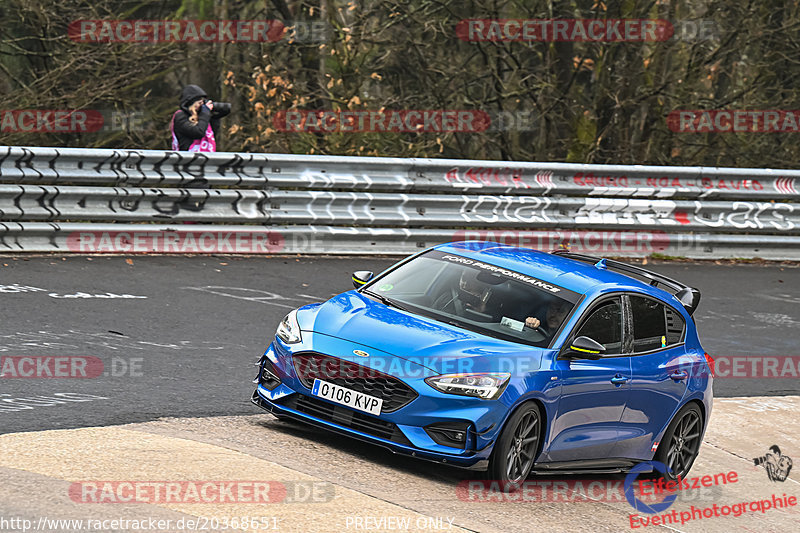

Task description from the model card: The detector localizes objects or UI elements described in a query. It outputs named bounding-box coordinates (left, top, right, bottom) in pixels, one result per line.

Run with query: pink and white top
left=171, top=111, right=217, bottom=152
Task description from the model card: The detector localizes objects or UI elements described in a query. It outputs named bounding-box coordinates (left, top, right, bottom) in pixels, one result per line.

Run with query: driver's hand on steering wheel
left=525, top=317, right=541, bottom=329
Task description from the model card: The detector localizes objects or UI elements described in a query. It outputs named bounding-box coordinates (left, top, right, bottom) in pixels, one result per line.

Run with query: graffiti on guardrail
left=0, top=147, right=270, bottom=186
left=444, top=167, right=538, bottom=189
left=678, top=201, right=795, bottom=230
left=4, top=185, right=799, bottom=230
left=1, top=146, right=800, bottom=258
left=442, top=168, right=794, bottom=198
left=573, top=173, right=769, bottom=193
left=457, top=196, right=799, bottom=230
left=1, top=147, right=798, bottom=201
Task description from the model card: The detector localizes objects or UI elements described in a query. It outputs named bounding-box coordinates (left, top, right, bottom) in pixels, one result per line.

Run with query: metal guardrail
left=2, top=185, right=798, bottom=231
left=1, top=146, right=799, bottom=258
left=1, top=223, right=796, bottom=260
left=2, top=146, right=799, bottom=198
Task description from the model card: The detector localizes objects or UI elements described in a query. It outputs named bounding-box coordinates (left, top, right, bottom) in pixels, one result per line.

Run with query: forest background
left=1, top=0, right=797, bottom=168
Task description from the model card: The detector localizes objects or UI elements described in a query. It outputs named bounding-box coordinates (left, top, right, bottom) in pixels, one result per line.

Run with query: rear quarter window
left=629, top=295, right=685, bottom=352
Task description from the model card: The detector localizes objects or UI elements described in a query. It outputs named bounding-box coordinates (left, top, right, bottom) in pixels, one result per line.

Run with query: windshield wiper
left=363, top=290, right=409, bottom=312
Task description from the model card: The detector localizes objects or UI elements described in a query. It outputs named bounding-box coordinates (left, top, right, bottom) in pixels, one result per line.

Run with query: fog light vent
left=424, top=421, right=471, bottom=449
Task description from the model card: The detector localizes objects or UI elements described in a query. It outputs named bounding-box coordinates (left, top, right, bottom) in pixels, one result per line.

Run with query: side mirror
left=562, top=336, right=606, bottom=360
left=352, top=270, right=374, bottom=288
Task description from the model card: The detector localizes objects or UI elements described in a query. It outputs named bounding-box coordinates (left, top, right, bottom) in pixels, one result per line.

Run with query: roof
left=433, top=241, right=668, bottom=297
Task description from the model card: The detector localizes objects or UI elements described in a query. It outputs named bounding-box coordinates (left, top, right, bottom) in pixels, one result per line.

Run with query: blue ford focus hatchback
left=252, top=242, right=713, bottom=484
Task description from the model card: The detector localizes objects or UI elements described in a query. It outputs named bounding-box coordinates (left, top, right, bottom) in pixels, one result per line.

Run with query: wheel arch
left=494, top=397, right=548, bottom=458
left=485, top=397, right=549, bottom=481
left=651, top=398, right=706, bottom=460
left=688, top=398, right=706, bottom=425
left=656, top=397, right=705, bottom=440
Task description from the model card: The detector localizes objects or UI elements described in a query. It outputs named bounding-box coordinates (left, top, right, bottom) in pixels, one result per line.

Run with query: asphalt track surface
left=0, top=254, right=798, bottom=434
left=1, top=255, right=799, bottom=533
left=2, top=397, right=799, bottom=533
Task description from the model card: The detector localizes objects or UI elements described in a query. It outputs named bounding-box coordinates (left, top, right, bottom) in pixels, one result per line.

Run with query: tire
left=486, top=402, right=543, bottom=487
left=653, top=403, right=703, bottom=481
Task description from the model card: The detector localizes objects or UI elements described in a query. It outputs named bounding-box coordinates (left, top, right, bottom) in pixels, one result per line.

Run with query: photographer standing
left=171, top=84, right=231, bottom=152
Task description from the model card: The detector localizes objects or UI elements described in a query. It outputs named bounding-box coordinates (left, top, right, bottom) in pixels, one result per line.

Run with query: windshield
left=363, top=250, right=579, bottom=348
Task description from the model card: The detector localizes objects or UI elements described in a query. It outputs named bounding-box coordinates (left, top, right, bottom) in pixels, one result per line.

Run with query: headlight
left=425, top=373, right=510, bottom=400
left=276, top=310, right=302, bottom=344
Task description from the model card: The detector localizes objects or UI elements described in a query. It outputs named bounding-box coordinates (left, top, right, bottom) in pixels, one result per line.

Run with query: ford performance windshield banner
left=426, top=249, right=582, bottom=302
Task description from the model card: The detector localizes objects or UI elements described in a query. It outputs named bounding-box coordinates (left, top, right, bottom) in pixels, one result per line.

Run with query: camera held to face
left=210, top=101, right=231, bottom=116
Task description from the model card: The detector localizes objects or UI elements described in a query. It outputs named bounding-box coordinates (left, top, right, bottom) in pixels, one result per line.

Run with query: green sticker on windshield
left=379, top=283, right=393, bottom=291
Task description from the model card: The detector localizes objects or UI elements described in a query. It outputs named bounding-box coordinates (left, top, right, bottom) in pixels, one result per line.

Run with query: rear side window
left=664, top=306, right=686, bottom=345
left=629, top=295, right=685, bottom=352
left=574, top=298, right=623, bottom=354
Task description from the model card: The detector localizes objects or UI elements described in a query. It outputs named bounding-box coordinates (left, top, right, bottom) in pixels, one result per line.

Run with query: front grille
left=279, top=394, right=411, bottom=445
left=292, top=352, right=418, bottom=412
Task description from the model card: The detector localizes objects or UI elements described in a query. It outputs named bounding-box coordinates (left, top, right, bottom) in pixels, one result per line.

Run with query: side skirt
left=531, top=458, right=649, bottom=476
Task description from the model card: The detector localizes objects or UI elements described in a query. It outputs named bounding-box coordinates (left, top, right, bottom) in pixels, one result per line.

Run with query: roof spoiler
left=551, top=250, right=702, bottom=316
left=675, top=287, right=702, bottom=316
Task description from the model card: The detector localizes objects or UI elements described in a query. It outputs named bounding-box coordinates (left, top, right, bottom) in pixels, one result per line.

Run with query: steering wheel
left=530, top=325, right=548, bottom=336
left=522, top=320, right=548, bottom=336
left=433, top=287, right=464, bottom=315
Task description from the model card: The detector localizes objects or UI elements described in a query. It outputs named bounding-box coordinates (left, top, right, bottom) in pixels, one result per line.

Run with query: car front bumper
left=251, top=387, right=491, bottom=469
left=251, top=338, right=513, bottom=470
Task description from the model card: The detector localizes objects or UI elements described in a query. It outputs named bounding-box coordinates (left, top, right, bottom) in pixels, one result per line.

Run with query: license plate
left=311, top=379, right=383, bottom=416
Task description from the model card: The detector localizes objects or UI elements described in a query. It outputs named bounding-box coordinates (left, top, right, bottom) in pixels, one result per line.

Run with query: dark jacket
left=172, top=84, right=230, bottom=151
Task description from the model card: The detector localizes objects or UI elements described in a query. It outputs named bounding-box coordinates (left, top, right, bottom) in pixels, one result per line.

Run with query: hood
left=179, top=84, right=207, bottom=112
left=298, top=291, right=545, bottom=376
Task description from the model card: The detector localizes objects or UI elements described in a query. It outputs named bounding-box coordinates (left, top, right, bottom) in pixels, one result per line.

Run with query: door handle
left=669, top=370, right=689, bottom=382
left=610, top=374, right=628, bottom=386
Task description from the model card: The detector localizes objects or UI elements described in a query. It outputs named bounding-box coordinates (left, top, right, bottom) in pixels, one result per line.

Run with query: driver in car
left=525, top=300, right=571, bottom=336
left=457, top=270, right=493, bottom=313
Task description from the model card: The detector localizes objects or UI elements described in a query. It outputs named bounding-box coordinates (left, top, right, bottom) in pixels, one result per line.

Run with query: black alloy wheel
left=487, top=402, right=542, bottom=487
left=654, top=403, right=703, bottom=480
